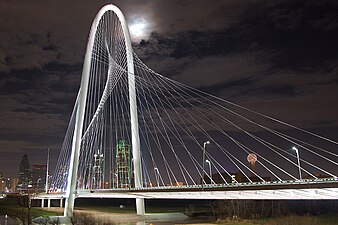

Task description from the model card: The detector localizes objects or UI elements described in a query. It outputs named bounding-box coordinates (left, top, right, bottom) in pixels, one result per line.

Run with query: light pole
left=292, top=146, right=302, bottom=180
left=45, top=148, right=49, bottom=193
left=110, top=170, right=113, bottom=189
left=205, top=159, right=211, bottom=183
left=202, top=141, right=210, bottom=187
left=37, top=178, right=42, bottom=191
left=27, top=184, right=32, bottom=225
left=154, top=167, right=159, bottom=187
left=114, top=173, right=118, bottom=189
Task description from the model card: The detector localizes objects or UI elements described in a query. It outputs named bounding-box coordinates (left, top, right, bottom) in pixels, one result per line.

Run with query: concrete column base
left=136, top=198, right=145, bottom=215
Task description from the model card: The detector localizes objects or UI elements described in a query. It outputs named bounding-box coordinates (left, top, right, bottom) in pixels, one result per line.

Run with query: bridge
left=34, top=4, right=338, bottom=220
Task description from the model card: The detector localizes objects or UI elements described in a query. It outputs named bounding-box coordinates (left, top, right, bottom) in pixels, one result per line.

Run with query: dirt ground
left=42, top=207, right=190, bottom=223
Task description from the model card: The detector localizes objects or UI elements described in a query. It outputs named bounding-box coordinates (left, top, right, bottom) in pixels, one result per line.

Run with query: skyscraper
left=32, top=164, right=47, bottom=191
left=18, top=154, right=31, bottom=190
left=92, top=150, right=104, bottom=189
left=115, top=140, right=133, bottom=188
left=0, top=172, right=6, bottom=192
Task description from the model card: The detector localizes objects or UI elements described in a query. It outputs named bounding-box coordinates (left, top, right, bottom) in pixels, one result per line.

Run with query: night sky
left=0, top=0, right=337, bottom=178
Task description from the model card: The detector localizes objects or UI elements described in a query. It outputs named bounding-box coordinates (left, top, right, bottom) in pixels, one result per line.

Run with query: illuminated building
left=92, top=149, right=104, bottom=189
left=115, top=140, right=133, bottom=188
left=18, top=154, right=31, bottom=190
left=0, top=173, right=6, bottom=192
left=10, top=178, right=19, bottom=192
left=32, top=164, right=47, bottom=191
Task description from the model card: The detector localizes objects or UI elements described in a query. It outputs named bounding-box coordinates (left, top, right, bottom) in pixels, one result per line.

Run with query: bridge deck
left=35, top=179, right=338, bottom=200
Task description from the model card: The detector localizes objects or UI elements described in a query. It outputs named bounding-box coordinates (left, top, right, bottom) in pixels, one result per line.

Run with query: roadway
left=34, top=178, right=338, bottom=200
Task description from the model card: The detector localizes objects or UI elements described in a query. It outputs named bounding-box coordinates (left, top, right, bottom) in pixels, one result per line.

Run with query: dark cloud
left=147, top=0, right=253, bottom=33
left=132, top=0, right=338, bottom=133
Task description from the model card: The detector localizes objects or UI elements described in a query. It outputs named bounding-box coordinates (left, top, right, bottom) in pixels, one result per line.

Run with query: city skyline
left=0, top=0, right=337, bottom=178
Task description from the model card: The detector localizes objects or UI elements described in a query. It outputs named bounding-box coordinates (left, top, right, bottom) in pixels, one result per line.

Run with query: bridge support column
left=136, top=198, right=145, bottom=215
left=123, top=5, right=144, bottom=215
left=41, top=199, right=45, bottom=208
left=47, top=199, right=51, bottom=208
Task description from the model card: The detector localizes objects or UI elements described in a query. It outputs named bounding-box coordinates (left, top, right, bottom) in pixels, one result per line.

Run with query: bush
left=265, top=215, right=319, bottom=225
left=70, top=212, right=115, bottom=225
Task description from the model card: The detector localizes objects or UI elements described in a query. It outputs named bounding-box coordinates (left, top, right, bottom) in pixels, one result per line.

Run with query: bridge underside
left=77, top=188, right=338, bottom=200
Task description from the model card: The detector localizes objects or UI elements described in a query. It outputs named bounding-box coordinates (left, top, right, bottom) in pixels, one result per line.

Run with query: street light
left=114, top=173, right=119, bottom=189
left=205, top=159, right=212, bottom=184
left=205, top=159, right=212, bottom=183
left=202, top=141, right=210, bottom=187
left=292, top=146, right=302, bottom=180
left=154, top=167, right=160, bottom=187
left=27, top=184, right=32, bottom=225
left=37, top=178, right=42, bottom=191
left=45, top=148, right=49, bottom=194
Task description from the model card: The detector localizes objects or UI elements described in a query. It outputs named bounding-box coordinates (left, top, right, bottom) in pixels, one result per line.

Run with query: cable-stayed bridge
left=35, top=4, right=338, bottom=219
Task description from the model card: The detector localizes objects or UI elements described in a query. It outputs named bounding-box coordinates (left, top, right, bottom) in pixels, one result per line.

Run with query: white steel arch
left=64, top=4, right=144, bottom=218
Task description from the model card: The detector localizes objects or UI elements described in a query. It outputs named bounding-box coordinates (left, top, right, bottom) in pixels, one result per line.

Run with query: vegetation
left=206, top=199, right=338, bottom=221
left=217, top=214, right=338, bottom=225
left=0, top=197, right=60, bottom=225
left=206, top=199, right=338, bottom=225
left=1, top=197, right=338, bottom=225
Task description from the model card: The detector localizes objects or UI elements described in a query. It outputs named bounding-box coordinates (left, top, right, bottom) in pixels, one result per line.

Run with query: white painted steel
left=35, top=187, right=338, bottom=200
left=64, top=4, right=144, bottom=218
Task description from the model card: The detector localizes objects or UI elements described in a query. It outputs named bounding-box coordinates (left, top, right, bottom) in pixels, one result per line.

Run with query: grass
left=255, top=215, right=320, bottom=225
left=0, top=198, right=60, bottom=219
left=31, top=208, right=60, bottom=217
left=0, top=198, right=26, bottom=216
left=317, top=213, right=338, bottom=224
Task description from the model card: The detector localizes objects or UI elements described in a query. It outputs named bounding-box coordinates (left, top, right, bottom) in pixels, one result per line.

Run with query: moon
left=129, top=19, right=148, bottom=40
